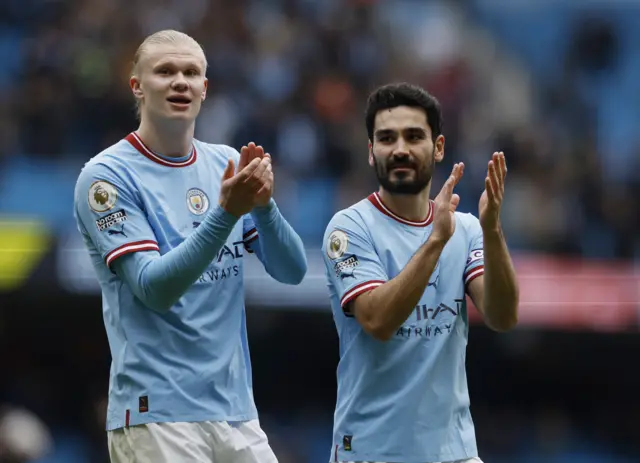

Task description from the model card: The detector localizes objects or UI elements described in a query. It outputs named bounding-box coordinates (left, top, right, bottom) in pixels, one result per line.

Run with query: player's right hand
left=431, top=162, right=464, bottom=243
left=218, top=156, right=271, bottom=217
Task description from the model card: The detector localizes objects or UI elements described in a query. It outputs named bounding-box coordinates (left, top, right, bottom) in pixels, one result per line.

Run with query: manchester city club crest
left=186, top=188, right=210, bottom=215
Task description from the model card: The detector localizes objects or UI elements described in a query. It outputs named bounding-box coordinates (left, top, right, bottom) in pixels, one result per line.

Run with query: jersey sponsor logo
left=186, top=188, right=210, bottom=215
left=334, top=255, right=359, bottom=278
left=88, top=180, right=118, bottom=213
left=396, top=299, right=465, bottom=339
left=467, top=249, right=483, bottom=265
left=96, top=209, right=128, bottom=231
left=327, top=229, right=348, bottom=260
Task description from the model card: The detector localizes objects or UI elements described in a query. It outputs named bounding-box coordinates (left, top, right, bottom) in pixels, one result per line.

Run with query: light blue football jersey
left=322, top=191, right=485, bottom=463
left=74, top=132, right=262, bottom=430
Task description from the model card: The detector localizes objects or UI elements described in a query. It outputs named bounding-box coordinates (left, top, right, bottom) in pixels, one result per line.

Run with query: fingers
left=488, top=161, right=500, bottom=194
left=485, top=176, right=495, bottom=202
left=244, top=157, right=270, bottom=185
left=439, top=162, right=465, bottom=198
left=238, top=146, right=250, bottom=171
left=222, top=159, right=235, bottom=181
left=233, top=157, right=261, bottom=182
left=255, top=170, right=273, bottom=197
left=239, top=143, right=266, bottom=170
left=450, top=193, right=460, bottom=212
left=491, top=151, right=507, bottom=185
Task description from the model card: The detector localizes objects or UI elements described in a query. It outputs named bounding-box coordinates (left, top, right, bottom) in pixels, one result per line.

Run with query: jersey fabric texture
left=75, top=133, right=268, bottom=430
left=322, top=192, right=485, bottom=463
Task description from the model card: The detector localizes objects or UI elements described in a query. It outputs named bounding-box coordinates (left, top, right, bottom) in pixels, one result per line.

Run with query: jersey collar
left=367, top=192, right=434, bottom=227
left=125, top=132, right=197, bottom=167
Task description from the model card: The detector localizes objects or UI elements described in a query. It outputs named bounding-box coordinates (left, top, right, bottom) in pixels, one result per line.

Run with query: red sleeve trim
left=105, top=240, right=160, bottom=267
left=340, top=280, right=385, bottom=312
left=464, top=265, right=484, bottom=285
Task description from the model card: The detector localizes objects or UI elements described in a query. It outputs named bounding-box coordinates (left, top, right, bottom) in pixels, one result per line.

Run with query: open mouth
left=167, top=95, right=192, bottom=105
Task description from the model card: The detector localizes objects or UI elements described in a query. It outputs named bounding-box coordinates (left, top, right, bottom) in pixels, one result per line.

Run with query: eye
left=185, top=69, right=199, bottom=77
left=157, top=68, right=170, bottom=75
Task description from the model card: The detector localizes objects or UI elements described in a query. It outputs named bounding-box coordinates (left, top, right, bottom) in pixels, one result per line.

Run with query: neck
left=378, top=184, right=432, bottom=222
left=136, top=116, right=195, bottom=158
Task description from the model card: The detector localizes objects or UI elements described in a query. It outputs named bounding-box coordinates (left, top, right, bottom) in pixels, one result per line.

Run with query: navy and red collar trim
left=367, top=191, right=434, bottom=227
left=125, top=132, right=197, bottom=167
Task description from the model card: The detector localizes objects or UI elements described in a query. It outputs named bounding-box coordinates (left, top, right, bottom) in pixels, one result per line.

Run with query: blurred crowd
left=1, top=0, right=639, bottom=462
left=1, top=0, right=638, bottom=258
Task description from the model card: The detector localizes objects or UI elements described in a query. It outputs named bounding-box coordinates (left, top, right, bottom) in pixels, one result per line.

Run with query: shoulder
left=325, top=198, right=374, bottom=236
left=74, top=139, right=142, bottom=210
left=75, top=141, right=134, bottom=191
left=193, top=140, right=239, bottom=162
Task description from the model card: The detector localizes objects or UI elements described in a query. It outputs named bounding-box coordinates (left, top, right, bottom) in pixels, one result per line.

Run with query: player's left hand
left=479, top=151, right=507, bottom=231
left=238, top=142, right=274, bottom=207
left=253, top=152, right=273, bottom=207
left=238, top=142, right=265, bottom=171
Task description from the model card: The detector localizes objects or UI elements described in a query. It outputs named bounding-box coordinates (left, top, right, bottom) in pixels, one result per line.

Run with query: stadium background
left=1, top=0, right=639, bottom=461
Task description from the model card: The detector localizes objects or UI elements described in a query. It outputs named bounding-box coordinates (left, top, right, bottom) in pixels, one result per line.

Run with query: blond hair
left=131, top=30, right=207, bottom=117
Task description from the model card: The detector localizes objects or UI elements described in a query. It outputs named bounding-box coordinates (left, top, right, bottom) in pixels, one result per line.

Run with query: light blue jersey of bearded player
left=322, top=192, right=484, bottom=462
left=74, top=132, right=307, bottom=430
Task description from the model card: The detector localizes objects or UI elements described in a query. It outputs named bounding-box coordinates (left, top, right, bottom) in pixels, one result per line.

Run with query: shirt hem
left=106, top=412, right=259, bottom=431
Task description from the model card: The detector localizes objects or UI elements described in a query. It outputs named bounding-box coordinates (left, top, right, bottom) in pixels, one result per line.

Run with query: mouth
left=167, top=95, right=192, bottom=107
left=389, top=165, right=415, bottom=173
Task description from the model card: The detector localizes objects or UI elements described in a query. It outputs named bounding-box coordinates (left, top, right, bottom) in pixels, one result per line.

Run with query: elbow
left=360, top=318, right=396, bottom=342
left=270, top=255, right=308, bottom=285
left=487, top=309, right=519, bottom=332
left=137, top=289, right=175, bottom=313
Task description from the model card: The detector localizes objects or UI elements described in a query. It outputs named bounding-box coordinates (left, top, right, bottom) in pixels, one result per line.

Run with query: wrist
left=481, top=224, right=503, bottom=236
left=254, top=198, right=276, bottom=211
left=216, top=201, right=243, bottom=220
left=426, top=233, right=448, bottom=249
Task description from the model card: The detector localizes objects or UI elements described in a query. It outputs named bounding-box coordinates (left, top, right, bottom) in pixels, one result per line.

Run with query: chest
left=132, top=162, right=242, bottom=249
left=370, top=222, right=468, bottom=303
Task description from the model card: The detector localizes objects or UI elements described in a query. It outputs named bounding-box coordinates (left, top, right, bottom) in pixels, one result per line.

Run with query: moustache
left=387, top=159, right=417, bottom=170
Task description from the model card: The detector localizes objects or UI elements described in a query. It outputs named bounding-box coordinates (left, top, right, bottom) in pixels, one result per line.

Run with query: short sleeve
left=463, top=214, right=484, bottom=286
left=242, top=215, right=259, bottom=253
left=322, top=212, right=388, bottom=316
left=73, top=163, right=159, bottom=269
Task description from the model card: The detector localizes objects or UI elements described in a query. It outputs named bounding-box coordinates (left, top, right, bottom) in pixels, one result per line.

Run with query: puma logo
left=108, top=225, right=127, bottom=238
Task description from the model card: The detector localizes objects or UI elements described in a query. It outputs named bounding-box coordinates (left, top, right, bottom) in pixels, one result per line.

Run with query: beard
left=373, top=147, right=435, bottom=195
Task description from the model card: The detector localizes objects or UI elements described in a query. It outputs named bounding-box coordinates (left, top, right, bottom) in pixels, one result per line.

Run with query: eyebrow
left=153, top=60, right=203, bottom=70
left=375, top=127, right=427, bottom=136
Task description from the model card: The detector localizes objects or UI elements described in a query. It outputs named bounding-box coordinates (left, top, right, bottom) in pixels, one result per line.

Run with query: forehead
left=141, top=42, right=206, bottom=69
left=374, top=106, right=430, bottom=133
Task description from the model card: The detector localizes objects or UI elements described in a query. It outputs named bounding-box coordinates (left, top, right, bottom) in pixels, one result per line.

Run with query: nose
left=171, top=73, right=189, bottom=91
left=393, top=137, right=410, bottom=156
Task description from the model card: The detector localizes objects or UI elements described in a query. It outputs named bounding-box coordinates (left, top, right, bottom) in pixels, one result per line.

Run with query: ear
left=202, top=78, right=208, bottom=102
left=368, top=140, right=374, bottom=167
left=434, top=135, right=445, bottom=163
left=130, top=75, right=143, bottom=100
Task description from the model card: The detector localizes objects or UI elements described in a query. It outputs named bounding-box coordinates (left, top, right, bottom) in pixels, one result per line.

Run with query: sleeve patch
left=327, top=229, right=348, bottom=260
left=333, top=255, right=360, bottom=278
left=88, top=180, right=118, bottom=213
left=96, top=209, right=128, bottom=232
left=466, top=249, right=484, bottom=265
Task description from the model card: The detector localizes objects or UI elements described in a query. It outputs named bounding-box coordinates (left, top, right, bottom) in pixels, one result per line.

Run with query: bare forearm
left=355, top=236, right=446, bottom=340
left=482, top=227, right=519, bottom=331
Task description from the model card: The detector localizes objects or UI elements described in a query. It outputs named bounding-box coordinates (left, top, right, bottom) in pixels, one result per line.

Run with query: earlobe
left=368, top=142, right=374, bottom=167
